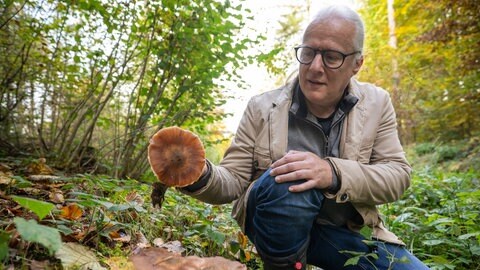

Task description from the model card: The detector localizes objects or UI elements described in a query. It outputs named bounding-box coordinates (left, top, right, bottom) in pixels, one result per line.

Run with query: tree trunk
left=387, top=0, right=406, bottom=143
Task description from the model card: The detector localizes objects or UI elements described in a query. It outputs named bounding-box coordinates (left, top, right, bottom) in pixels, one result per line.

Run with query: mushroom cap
left=148, top=127, right=206, bottom=187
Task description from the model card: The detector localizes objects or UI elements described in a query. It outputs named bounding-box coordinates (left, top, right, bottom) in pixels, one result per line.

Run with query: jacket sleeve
left=326, top=89, right=412, bottom=205
left=178, top=98, right=259, bottom=205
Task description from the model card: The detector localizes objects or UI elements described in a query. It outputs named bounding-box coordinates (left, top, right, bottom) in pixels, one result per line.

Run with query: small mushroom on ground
left=148, top=127, right=205, bottom=187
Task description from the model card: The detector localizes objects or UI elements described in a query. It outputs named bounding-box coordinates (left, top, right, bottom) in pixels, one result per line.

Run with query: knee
left=252, top=173, right=323, bottom=210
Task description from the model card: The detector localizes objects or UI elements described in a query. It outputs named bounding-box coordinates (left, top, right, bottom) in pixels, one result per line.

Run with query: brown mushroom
left=148, top=127, right=205, bottom=187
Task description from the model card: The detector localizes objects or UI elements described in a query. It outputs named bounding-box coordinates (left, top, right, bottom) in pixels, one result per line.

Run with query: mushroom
left=148, top=127, right=205, bottom=187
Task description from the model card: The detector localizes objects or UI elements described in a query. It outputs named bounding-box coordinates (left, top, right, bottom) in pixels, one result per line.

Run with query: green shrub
left=381, top=169, right=480, bottom=270
left=414, top=142, right=437, bottom=156
left=435, top=145, right=460, bottom=162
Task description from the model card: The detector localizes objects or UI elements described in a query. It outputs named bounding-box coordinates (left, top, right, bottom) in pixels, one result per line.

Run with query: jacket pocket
left=252, top=146, right=271, bottom=180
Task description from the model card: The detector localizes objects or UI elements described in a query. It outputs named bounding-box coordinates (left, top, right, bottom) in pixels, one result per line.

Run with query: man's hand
left=270, top=150, right=333, bottom=192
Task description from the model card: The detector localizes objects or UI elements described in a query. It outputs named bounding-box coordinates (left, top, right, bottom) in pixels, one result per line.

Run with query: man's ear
left=352, top=55, right=364, bottom=75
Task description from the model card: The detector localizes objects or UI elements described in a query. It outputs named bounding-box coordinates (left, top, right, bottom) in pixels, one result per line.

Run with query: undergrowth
left=1, top=137, right=478, bottom=269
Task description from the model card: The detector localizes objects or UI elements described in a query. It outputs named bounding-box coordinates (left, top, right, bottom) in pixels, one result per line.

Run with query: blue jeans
left=245, top=169, right=429, bottom=269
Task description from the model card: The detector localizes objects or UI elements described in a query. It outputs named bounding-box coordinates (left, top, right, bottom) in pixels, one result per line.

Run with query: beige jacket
left=182, top=78, right=412, bottom=245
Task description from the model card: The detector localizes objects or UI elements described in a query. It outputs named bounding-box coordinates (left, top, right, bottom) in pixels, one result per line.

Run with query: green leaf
left=344, top=256, right=361, bottom=266
left=0, top=230, right=11, bottom=261
left=12, top=195, right=55, bottom=220
left=423, top=239, right=445, bottom=246
left=458, top=232, right=480, bottom=240
left=207, top=230, right=225, bottom=246
left=14, top=217, right=62, bottom=255
left=11, top=176, right=32, bottom=188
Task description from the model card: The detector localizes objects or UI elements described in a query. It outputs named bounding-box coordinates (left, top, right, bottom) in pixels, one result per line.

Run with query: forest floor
left=0, top=136, right=479, bottom=270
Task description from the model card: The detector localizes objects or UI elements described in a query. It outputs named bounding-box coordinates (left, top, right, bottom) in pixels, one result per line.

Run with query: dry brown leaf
left=237, top=231, right=248, bottom=249
left=159, top=240, right=185, bottom=254
left=26, top=158, right=55, bottom=175
left=129, top=247, right=246, bottom=270
left=0, top=163, right=12, bottom=172
left=0, top=171, right=14, bottom=185
left=49, top=191, right=65, bottom=204
left=60, top=204, right=83, bottom=220
left=244, top=250, right=252, bottom=262
left=152, top=237, right=165, bottom=247
left=110, top=230, right=131, bottom=243
left=19, top=187, right=49, bottom=196
left=126, top=191, right=144, bottom=206
left=29, top=260, right=50, bottom=270
left=134, top=232, right=150, bottom=248
left=27, top=175, right=60, bottom=182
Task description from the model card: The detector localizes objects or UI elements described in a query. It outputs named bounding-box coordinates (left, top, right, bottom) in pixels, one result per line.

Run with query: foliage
left=0, top=0, right=260, bottom=180
left=14, top=217, right=62, bottom=255
left=11, top=195, right=55, bottom=220
left=380, top=140, right=480, bottom=270
left=358, top=0, right=480, bottom=144
left=414, top=142, right=437, bottom=156
left=0, top=158, right=260, bottom=269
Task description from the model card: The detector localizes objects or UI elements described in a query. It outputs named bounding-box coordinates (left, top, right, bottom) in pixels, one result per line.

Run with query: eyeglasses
left=294, top=46, right=361, bottom=69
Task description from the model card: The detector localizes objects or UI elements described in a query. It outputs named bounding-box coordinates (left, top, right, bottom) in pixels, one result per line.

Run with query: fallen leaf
left=49, top=191, right=65, bottom=204
left=60, top=204, right=83, bottom=220
left=55, top=242, right=107, bottom=270
left=29, top=260, right=49, bottom=270
left=26, top=158, right=54, bottom=175
left=0, top=171, right=14, bottom=185
left=14, top=217, right=62, bottom=255
left=237, top=231, right=248, bottom=249
left=19, top=187, right=49, bottom=196
left=159, top=240, right=185, bottom=254
left=110, top=230, right=131, bottom=243
left=126, top=191, right=144, bottom=206
left=152, top=237, right=164, bottom=247
left=27, top=175, right=60, bottom=182
left=244, top=250, right=252, bottom=262
left=134, top=232, right=150, bottom=249
left=0, top=163, right=12, bottom=172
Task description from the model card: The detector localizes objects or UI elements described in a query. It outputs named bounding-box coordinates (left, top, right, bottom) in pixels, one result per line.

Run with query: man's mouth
left=307, top=79, right=326, bottom=85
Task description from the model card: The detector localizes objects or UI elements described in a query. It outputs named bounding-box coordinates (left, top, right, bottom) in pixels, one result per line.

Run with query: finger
left=271, top=151, right=305, bottom=168
left=270, top=160, right=308, bottom=176
left=274, top=169, right=310, bottom=183
left=288, top=180, right=318, bottom=193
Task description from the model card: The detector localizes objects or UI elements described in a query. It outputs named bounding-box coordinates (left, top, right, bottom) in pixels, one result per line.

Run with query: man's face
left=298, top=18, right=363, bottom=117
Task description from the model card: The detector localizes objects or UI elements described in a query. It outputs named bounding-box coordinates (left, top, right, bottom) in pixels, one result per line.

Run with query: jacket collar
left=268, top=77, right=359, bottom=161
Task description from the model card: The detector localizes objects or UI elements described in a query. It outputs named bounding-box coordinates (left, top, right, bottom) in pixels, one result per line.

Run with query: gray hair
left=307, top=5, right=365, bottom=53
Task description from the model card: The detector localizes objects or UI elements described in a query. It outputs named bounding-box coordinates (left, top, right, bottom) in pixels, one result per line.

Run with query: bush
left=414, top=142, right=437, bottom=156
left=435, top=145, right=460, bottom=163
left=381, top=169, right=480, bottom=270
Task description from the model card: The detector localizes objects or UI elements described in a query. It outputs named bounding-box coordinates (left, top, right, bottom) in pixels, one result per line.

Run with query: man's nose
left=309, top=53, right=325, bottom=71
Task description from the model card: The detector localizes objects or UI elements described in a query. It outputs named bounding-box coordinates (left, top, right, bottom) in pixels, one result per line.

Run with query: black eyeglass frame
left=294, top=46, right=361, bottom=69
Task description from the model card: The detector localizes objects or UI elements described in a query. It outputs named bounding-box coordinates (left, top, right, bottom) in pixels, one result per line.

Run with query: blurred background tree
left=1, top=0, right=478, bottom=178
left=358, top=0, right=479, bottom=143
left=0, top=0, right=258, bottom=179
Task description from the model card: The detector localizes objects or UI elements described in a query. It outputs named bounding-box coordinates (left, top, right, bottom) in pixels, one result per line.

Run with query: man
left=180, top=5, right=429, bottom=270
